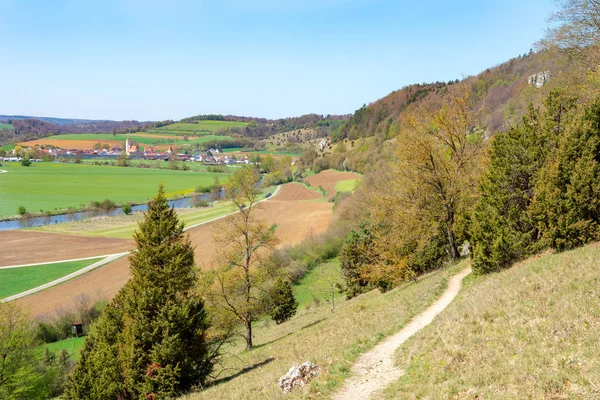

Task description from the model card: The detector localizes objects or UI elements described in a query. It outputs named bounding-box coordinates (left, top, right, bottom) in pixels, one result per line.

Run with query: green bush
left=122, top=204, right=132, bottom=215
left=265, top=278, right=298, bottom=324
left=18, top=205, right=26, bottom=216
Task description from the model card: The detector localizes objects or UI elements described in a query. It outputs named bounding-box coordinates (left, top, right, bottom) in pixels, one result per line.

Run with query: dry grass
left=384, top=243, right=600, bottom=399
left=183, top=261, right=466, bottom=400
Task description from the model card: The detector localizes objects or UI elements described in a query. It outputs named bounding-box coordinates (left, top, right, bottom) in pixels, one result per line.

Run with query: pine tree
left=266, top=278, right=298, bottom=324
left=66, top=184, right=214, bottom=399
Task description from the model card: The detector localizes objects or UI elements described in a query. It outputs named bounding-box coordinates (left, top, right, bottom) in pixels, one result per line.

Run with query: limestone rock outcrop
left=278, top=361, right=321, bottom=393
left=528, top=71, right=551, bottom=88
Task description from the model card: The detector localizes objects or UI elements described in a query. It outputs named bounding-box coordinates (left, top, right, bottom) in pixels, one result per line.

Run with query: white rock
left=528, top=71, right=551, bottom=88
left=278, top=361, right=321, bottom=393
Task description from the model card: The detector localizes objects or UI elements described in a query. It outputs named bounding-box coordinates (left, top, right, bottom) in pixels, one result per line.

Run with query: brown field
left=0, top=231, right=133, bottom=267
left=20, top=139, right=124, bottom=150
left=15, top=184, right=334, bottom=318
left=272, top=182, right=321, bottom=201
left=305, top=169, right=360, bottom=199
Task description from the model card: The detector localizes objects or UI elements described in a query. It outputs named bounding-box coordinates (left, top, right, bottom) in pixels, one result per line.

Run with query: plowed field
left=0, top=231, right=133, bottom=267
left=305, top=170, right=360, bottom=199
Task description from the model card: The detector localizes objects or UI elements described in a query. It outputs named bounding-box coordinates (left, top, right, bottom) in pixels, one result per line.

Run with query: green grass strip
left=0, top=257, right=104, bottom=299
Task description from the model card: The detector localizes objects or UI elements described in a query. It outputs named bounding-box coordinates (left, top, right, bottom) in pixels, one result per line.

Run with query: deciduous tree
left=204, top=166, right=279, bottom=350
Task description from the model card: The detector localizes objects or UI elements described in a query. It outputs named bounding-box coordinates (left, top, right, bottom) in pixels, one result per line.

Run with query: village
left=2, top=137, right=256, bottom=165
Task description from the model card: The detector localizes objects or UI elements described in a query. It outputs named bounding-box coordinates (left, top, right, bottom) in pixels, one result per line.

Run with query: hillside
left=333, top=50, right=570, bottom=142
left=382, top=243, right=600, bottom=398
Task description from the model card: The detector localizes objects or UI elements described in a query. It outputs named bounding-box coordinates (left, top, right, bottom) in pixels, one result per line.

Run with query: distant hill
left=0, top=115, right=119, bottom=125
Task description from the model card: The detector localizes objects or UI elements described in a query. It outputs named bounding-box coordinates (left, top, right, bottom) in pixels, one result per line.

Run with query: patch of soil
left=273, top=183, right=321, bottom=201
left=0, top=231, right=134, bottom=267
left=304, top=170, right=360, bottom=199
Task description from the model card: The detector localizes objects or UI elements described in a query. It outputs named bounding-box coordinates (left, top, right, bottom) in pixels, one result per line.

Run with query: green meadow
left=334, top=178, right=358, bottom=193
left=0, top=257, right=103, bottom=299
left=150, top=120, right=247, bottom=134
left=0, top=122, right=13, bottom=130
left=0, top=162, right=229, bottom=218
left=36, top=337, right=86, bottom=360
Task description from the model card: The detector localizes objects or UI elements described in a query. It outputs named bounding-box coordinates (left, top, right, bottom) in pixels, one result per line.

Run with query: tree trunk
left=245, top=318, right=252, bottom=350
left=445, top=207, right=460, bottom=260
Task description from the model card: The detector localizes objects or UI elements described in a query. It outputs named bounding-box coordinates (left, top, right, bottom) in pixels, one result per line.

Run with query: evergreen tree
left=339, top=220, right=379, bottom=298
left=66, top=184, right=214, bottom=399
left=471, top=90, right=577, bottom=274
left=266, top=278, right=298, bottom=324
left=531, top=96, right=600, bottom=250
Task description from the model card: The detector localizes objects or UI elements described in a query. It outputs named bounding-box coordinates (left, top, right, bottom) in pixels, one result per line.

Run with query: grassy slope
left=384, top=243, right=600, bottom=399
left=0, top=162, right=229, bottom=218
left=293, top=258, right=344, bottom=309
left=187, top=261, right=465, bottom=400
left=0, top=123, right=13, bottom=130
left=334, top=179, right=358, bottom=193
left=0, top=257, right=103, bottom=299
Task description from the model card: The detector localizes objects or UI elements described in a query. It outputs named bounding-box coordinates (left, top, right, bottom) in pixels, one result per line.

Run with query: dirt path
left=333, top=265, right=472, bottom=400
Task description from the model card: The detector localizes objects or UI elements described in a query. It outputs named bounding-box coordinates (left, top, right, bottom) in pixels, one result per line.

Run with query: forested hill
left=182, top=113, right=350, bottom=139
left=332, top=50, right=567, bottom=142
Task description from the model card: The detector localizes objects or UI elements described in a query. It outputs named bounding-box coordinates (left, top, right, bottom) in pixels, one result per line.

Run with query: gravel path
left=333, top=265, right=472, bottom=400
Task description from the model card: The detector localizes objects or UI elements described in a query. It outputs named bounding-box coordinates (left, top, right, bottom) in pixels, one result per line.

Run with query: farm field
left=20, top=132, right=236, bottom=150
left=0, top=122, right=14, bottom=130
left=0, top=162, right=229, bottom=218
left=30, top=186, right=277, bottom=239
left=14, top=173, right=344, bottom=317
left=0, top=230, right=133, bottom=266
left=0, top=257, right=103, bottom=299
left=305, top=169, right=361, bottom=199
left=149, top=120, right=247, bottom=135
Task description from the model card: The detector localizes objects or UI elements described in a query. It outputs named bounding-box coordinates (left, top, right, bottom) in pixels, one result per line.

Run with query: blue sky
left=0, top=0, right=556, bottom=121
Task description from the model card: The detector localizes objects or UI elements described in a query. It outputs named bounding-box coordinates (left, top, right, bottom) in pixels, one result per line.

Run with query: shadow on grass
left=252, top=331, right=294, bottom=350
left=300, top=317, right=326, bottom=330
left=209, top=357, right=276, bottom=387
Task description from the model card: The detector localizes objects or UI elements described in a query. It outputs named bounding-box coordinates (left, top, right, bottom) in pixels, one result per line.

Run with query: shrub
left=122, top=204, right=132, bottom=215
left=265, top=278, right=298, bottom=324
left=18, top=205, right=26, bottom=216
left=21, top=157, right=31, bottom=167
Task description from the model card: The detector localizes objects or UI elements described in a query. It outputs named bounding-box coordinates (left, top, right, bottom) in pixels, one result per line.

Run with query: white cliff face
left=528, top=71, right=551, bottom=88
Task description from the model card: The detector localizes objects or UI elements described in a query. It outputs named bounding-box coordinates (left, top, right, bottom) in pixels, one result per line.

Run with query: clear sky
left=0, top=0, right=556, bottom=121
